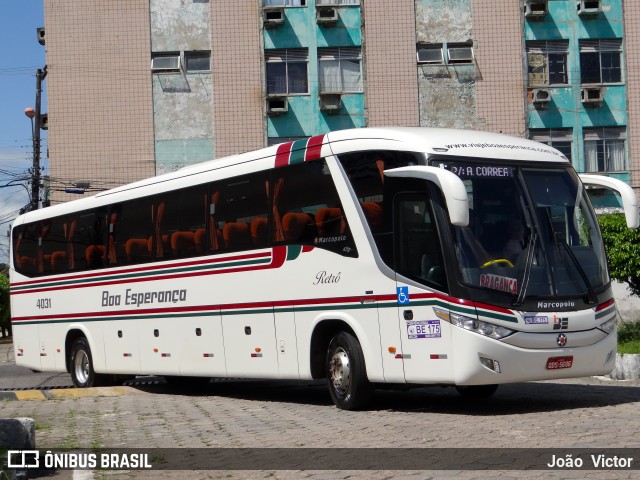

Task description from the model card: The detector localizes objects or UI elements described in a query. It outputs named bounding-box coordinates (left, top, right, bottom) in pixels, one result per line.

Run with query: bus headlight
left=434, top=307, right=515, bottom=339
left=598, top=317, right=617, bottom=334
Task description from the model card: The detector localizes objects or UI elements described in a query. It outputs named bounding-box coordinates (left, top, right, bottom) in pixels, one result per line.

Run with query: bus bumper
left=451, top=327, right=617, bottom=385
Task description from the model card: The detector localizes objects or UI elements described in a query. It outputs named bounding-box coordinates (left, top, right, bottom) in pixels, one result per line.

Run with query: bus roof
left=325, top=127, right=569, bottom=163
left=13, top=127, right=568, bottom=225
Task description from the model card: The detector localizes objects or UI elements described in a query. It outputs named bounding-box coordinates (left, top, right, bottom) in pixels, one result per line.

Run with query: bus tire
left=326, top=331, right=371, bottom=410
left=69, top=337, right=102, bottom=388
left=455, top=384, right=499, bottom=399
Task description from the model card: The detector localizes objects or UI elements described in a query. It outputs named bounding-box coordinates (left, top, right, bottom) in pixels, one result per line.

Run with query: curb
left=608, top=353, right=640, bottom=380
left=0, top=386, right=136, bottom=402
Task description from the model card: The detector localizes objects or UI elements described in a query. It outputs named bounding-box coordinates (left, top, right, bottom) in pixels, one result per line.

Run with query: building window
left=584, top=127, right=627, bottom=172
left=527, top=41, right=569, bottom=86
left=266, top=49, right=308, bottom=95
left=263, top=0, right=306, bottom=6
left=446, top=43, right=473, bottom=64
left=318, top=47, right=363, bottom=93
left=417, top=42, right=473, bottom=65
left=580, top=39, right=622, bottom=85
left=417, top=44, right=444, bottom=64
left=151, top=52, right=181, bottom=72
left=184, top=51, right=211, bottom=73
left=529, top=128, right=573, bottom=163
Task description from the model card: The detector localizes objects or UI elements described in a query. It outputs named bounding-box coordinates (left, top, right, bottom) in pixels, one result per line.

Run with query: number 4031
left=36, top=298, right=52, bottom=309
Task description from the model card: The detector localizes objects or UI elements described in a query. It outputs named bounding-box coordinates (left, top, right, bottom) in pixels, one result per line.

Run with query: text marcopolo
left=102, top=288, right=187, bottom=308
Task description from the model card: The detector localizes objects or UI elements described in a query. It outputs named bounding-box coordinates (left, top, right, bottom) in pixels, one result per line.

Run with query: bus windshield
left=433, top=159, right=609, bottom=309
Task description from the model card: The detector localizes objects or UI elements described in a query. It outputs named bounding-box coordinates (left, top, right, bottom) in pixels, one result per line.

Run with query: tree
left=598, top=213, right=640, bottom=297
left=0, top=273, right=10, bottom=338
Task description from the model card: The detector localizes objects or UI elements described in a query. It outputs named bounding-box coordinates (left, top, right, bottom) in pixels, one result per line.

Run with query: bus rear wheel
left=455, top=384, right=499, bottom=399
left=69, top=337, right=104, bottom=388
left=326, top=331, right=371, bottom=410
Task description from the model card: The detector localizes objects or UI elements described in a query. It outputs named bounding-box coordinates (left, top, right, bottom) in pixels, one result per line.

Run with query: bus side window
left=210, top=171, right=269, bottom=254
left=163, top=186, right=208, bottom=259
left=13, top=224, right=38, bottom=276
left=271, top=159, right=357, bottom=257
left=78, top=210, right=106, bottom=270
left=109, top=198, right=155, bottom=266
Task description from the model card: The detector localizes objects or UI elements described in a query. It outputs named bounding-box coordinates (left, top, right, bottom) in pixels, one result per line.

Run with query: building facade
left=42, top=0, right=639, bottom=205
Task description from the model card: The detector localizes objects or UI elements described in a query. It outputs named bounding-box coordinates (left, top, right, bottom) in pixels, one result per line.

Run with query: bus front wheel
left=70, top=337, right=101, bottom=388
left=326, top=331, right=371, bottom=410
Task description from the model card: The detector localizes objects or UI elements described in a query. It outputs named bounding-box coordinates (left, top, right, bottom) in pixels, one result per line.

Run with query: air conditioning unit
left=263, top=7, right=285, bottom=29
left=319, top=93, right=341, bottom=113
left=577, top=0, right=600, bottom=16
left=266, top=96, right=288, bottom=116
left=37, top=27, right=45, bottom=45
left=524, top=1, right=548, bottom=19
left=581, top=86, right=604, bottom=104
left=317, top=7, right=339, bottom=25
left=447, top=46, right=474, bottom=64
left=532, top=88, right=551, bottom=105
left=151, top=55, right=181, bottom=72
left=417, top=46, right=443, bottom=64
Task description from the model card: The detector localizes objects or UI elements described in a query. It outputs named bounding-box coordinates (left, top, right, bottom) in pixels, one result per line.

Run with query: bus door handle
left=403, top=310, right=413, bottom=320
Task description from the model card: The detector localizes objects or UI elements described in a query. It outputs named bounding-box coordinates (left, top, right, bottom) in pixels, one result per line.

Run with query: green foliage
left=618, top=340, right=640, bottom=354
left=597, top=214, right=640, bottom=297
left=618, top=321, right=640, bottom=344
left=617, top=322, right=640, bottom=354
left=0, top=274, right=10, bottom=337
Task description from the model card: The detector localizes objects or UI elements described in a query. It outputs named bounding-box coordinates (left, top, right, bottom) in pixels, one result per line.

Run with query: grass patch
left=618, top=340, right=640, bottom=354
left=618, top=322, right=640, bottom=354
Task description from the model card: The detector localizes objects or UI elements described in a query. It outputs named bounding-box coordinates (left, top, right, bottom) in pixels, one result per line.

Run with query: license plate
left=546, top=356, right=573, bottom=370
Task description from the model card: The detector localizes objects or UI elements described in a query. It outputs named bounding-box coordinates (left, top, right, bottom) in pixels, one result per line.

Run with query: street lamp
left=24, top=66, right=47, bottom=212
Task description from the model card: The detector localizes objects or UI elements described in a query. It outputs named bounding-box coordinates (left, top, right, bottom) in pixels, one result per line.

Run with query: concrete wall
left=472, top=0, right=526, bottom=135
left=211, top=1, right=264, bottom=157
left=150, top=0, right=213, bottom=173
left=416, top=0, right=478, bottom=129
left=44, top=0, right=155, bottom=204
left=624, top=0, right=640, bottom=195
left=363, top=0, right=419, bottom=127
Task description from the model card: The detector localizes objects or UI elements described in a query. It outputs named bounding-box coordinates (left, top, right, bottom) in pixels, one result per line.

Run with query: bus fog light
left=480, top=357, right=501, bottom=373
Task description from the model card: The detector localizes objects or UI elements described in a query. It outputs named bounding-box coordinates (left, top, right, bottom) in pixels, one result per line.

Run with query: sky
left=0, top=1, right=46, bottom=264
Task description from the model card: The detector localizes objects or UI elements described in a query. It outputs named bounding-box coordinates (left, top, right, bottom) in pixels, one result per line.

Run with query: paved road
left=2, top=336, right=640, bottom=479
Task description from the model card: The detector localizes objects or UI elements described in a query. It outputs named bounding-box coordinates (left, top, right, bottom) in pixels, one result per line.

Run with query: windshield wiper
left=513, top=232, right=537, bottom=307
left=553, top=232, right=598, bottom=305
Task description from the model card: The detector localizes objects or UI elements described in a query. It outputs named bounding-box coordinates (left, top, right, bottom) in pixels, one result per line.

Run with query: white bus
left=10, top=127, right=639, bottom=410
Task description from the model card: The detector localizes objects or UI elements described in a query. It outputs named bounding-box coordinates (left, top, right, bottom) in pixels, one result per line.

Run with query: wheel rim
left=74, top=349, right=90, bottom=385
left=329, top=347, right=351, bottom=393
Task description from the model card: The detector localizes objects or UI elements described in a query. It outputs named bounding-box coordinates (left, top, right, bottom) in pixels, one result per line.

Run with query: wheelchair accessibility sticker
left=397, top=286, right=410, bottom=305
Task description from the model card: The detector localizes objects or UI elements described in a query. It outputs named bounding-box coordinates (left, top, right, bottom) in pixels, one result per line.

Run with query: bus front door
left=393, top=193, right=454, bottom=383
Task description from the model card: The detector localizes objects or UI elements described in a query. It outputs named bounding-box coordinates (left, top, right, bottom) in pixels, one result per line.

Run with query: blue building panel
left=525, top=0, right=627, bottom=180
left=264, top=2, right=364, bottom=139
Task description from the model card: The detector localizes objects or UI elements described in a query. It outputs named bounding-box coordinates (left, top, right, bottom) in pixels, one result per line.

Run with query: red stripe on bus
left=11, top=250, right=273, bottom=288
left=305, top=135, right=325, bottom=161
left=275, top=142, right=293, bottom=167
left=11, top=250, right=283, bottom=296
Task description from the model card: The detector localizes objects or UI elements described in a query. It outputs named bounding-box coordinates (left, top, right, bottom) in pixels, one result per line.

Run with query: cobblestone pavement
left=1, top=338, right=640, bottom=479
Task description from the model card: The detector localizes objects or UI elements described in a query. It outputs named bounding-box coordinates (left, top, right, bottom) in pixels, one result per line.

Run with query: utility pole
left=25, top=66, right=47, bottom=211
